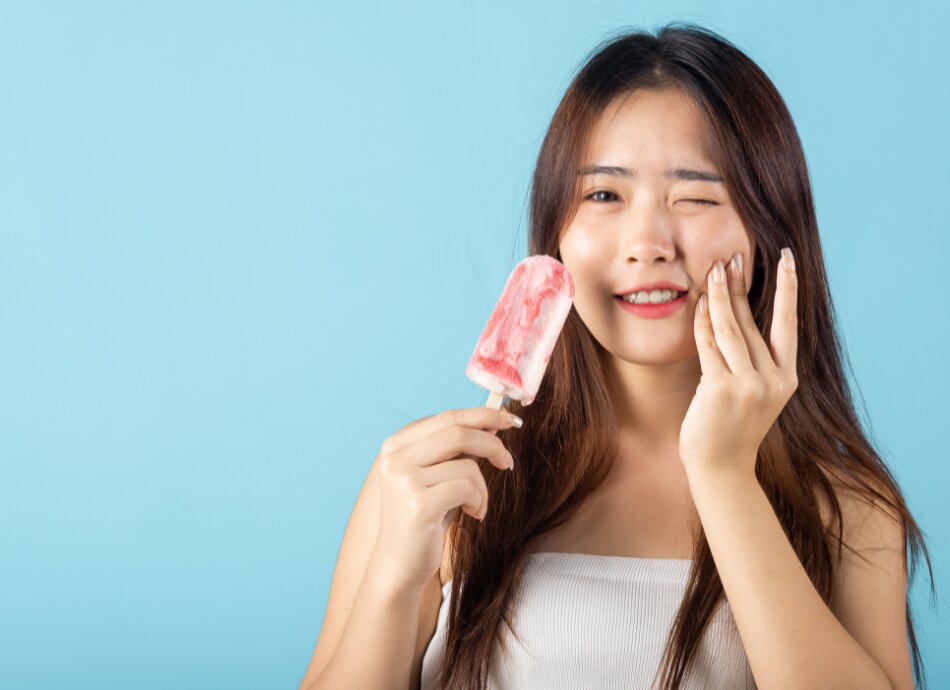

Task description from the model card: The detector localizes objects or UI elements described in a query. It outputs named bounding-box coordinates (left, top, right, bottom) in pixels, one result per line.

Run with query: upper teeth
left=622, top=289, right=683, bottom=304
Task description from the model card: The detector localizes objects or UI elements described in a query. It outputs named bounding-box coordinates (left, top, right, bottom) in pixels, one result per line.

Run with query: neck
left=606, top=353, right=702, bottom=451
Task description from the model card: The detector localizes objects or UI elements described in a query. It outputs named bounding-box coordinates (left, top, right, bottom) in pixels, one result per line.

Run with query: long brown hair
left=437, top=23, right=935, bottom=690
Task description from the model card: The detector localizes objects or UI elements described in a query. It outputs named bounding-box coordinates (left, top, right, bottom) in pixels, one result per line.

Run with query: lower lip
left=615, top=293, right=688, bottom=318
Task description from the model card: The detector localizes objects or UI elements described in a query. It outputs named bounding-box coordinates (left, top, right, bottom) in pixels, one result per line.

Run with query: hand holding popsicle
left=372, top=406, right=518, bottom=592
left=369, top=255, right=573, bottom=593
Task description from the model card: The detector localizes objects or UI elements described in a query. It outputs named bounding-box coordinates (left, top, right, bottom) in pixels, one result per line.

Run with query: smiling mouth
left=615, top=291, right=688, bottom=305
left=613, top=293, right=689, bottom=318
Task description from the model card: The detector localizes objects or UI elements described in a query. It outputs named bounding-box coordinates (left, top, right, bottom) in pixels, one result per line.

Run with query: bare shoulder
left=813, top=465, right=914, bottom=690
left=813, top=466, right=904, bottom=554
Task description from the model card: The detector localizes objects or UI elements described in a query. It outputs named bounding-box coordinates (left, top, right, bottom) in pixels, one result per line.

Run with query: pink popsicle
left=465, top=255, right=574, bottom=408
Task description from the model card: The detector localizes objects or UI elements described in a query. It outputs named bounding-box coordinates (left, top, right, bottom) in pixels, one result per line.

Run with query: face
left=558, top=86, right=757, bottom=366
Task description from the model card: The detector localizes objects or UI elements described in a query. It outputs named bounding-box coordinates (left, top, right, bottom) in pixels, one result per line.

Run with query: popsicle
left=465, top=255, right=575, bottom=410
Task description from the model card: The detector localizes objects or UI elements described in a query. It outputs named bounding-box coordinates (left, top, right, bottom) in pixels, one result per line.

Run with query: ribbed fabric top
left=420, top=552, right=757, bottom=690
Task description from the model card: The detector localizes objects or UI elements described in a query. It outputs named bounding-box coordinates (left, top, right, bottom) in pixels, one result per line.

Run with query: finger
left=413, top=424, right=513, bottom=471
left=416, top=457, right=491, bottom=519
left=426, top=477, right=488, bottom=521
left=726, top=252, right=779, bottom=374
left=386, top=406, right=515, bottom=455
left=707, top=260, right=755, bottom=374
left=769, top=247, right=799, bottom=376
left=693, top=289, right=729, bottom=376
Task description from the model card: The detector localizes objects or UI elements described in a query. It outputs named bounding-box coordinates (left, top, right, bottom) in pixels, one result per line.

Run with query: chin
left=609, top=343, right=695, bottom=367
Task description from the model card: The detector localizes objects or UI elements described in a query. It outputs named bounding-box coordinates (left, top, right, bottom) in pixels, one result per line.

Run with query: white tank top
left=420, top=552, right=757, bottom=689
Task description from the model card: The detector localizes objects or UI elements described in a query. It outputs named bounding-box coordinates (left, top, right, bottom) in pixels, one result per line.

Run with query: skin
left=557, top=85, right=758, bottom=461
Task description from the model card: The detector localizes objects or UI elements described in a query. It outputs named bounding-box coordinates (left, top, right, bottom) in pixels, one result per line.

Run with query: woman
left=302, top=23, right=933, bottom=690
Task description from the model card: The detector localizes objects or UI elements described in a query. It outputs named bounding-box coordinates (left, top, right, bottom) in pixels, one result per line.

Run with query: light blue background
left=1, top=2, right=946, bottom=688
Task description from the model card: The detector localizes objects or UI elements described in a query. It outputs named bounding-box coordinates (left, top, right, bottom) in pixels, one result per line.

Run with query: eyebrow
left=578, top=164, right=724, bottom=183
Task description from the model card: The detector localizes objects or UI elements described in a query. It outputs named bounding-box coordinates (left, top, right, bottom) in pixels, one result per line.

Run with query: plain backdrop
left=1, top=1, right=946, bottom=688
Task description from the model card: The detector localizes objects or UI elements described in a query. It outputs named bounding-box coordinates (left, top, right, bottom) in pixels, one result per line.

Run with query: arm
left=680, top=252, right=913, bottom=690
left=302, top=550, right=427, bottom=690
left=685, top=465, right=907, bottom=690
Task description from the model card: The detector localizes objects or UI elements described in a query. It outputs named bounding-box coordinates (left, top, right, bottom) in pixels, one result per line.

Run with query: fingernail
left=699, top=293, right=708, bottom=314
left=729, top=253, right=742, bottom=277
left=712, top=261, right=726, bottom=284
left=504, top=411, right=523, bottom=428
left=781, top=247, right=795, bottom=272
left=507, top=456, right=515, bottom=471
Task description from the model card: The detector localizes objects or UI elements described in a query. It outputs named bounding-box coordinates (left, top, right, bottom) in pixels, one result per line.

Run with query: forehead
left=583, top=87, right=720, bottom=169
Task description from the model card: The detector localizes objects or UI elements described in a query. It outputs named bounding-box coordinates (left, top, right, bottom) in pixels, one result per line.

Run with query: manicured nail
left=729, top=253, right=742, bottom=277
left=699, top=293, right=708, bottom=314
left=712, top=261, right=726, bottom=284
left=505, top=411, right=523, bottom=428
left=781, top=247, right=795, bottom=272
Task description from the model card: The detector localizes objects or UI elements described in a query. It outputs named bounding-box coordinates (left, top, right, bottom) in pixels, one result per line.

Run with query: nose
left=619, top=200, right=676, bottom=264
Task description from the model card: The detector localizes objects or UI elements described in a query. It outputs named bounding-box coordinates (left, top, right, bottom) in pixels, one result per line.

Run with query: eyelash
left=585, top=190, right=718, bottom=206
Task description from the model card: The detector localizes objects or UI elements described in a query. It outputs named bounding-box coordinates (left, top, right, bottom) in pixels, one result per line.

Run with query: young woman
left=301, top=23, right=933, bottom=690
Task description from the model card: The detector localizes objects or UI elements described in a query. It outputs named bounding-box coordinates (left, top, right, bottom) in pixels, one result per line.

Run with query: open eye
left=585, top=190, right=618, bottom=203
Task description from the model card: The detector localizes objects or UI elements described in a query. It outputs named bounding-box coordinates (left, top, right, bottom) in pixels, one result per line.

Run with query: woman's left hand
left=678, top=248, right=800, bottom=476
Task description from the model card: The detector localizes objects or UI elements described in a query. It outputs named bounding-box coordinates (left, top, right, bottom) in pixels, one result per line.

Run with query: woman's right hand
left=370, top=406, right=519, bottom=592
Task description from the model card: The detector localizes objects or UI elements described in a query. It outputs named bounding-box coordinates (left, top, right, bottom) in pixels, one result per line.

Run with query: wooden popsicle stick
left=485, top=390, right=506, bottom=410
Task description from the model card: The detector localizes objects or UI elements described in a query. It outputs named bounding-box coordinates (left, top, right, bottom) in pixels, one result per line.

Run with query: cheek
left=684, top=222, right=753, bottom=286
left=689, top=221, right=747, bottom=252
left=559, top=226, right=610, bottom=277
left=560, top=225, right=603, bottom=259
